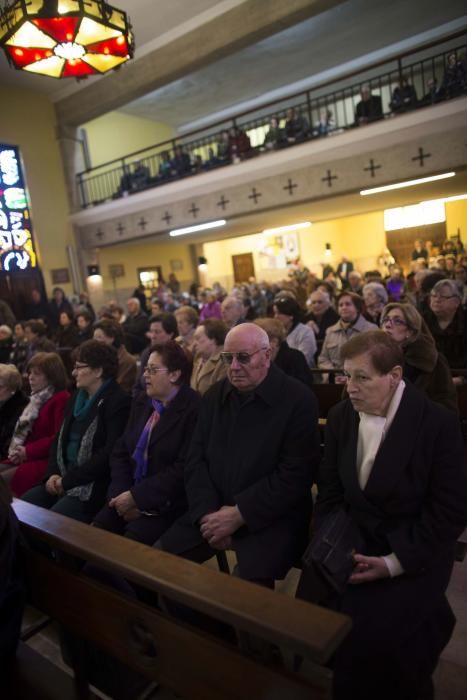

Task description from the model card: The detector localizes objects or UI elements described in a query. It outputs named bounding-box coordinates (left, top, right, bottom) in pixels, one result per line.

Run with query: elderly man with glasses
left=160, top=323, right=320, bottom=587
left=423, top=278, right=467, bottom=371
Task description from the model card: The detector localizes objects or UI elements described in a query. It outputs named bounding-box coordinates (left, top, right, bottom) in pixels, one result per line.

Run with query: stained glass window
left=0, top=143, right=37, bottom=272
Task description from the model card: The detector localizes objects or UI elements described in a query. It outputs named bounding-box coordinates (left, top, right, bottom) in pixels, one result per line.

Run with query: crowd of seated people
left=85, top=48, right=467, bottom=206
left=2, top=239, right=467, bottom=698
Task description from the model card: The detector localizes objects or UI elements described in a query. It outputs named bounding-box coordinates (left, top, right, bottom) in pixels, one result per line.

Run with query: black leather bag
left=302, top=508, right=364, bottom=594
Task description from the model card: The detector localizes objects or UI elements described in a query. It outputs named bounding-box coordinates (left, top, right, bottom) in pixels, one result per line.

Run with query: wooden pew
left=12, top=500, right=350, bottom=700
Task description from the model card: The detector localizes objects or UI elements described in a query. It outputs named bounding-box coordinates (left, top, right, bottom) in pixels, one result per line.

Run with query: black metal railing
left=76, top=32, right=467, bottom=209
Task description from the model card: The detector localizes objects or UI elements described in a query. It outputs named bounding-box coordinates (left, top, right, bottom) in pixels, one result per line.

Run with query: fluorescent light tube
left=169, top=220, right=226, bottom=237
left=360, top=172, right=455, bottom=196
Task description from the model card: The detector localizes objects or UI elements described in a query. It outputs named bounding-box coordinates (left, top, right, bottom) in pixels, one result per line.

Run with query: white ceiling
left=1, top=0, right=466, bottom=132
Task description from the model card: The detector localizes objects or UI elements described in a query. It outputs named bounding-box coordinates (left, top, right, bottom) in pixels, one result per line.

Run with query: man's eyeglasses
left=381, top=317, right=407, bottom=328
left=220, top=347, right=268, bottom=365
left=73, top=363, right=90, bottom=370
left=143, top=365, right=169, bottom=375
left=430, top=292, right=458, bottom=301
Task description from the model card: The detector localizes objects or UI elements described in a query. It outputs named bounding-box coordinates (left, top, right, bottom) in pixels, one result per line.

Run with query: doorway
left=232, top=253, right=255, bottom=283
left=386, top=222, right=446, bottom=271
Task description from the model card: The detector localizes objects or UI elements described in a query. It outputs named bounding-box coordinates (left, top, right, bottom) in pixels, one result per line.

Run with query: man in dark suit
left=298, top=330, right=467, bottom=699
left=336, top=257, right=354, bottom=286
left=160, top=323, right=320, bottom=586
left=355, top=85, right=383, bottom=125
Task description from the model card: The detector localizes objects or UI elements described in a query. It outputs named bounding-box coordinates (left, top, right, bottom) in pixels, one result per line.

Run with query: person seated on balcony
left=204, top=147, right=219, bottom=169
left=389, top=77, right=418, bottom=113
left=262, top=117, right=286, bottom=150
left=419, top=77, right=441, bottom=106
left=355, top=84, right=383, bottom=125
left=439, top=52, right=467, bottom=100
left=131, top=160, right=150, bottom=191
left=118, top=166, right=132, bottom=195
left=158, top=151, right=173, bottom=181
left=313, top=108, right=336, bottom=136
left=228, top=127, right=252, bottom=161
left=284, top=107, right=309, bottom=143
left=217, top=130, right=231, bottom=163
left=171, top=146, right=191, bottom=178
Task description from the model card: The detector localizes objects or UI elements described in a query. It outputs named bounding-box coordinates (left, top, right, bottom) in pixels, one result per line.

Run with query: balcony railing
left=76, top=31, right=467, bottom=210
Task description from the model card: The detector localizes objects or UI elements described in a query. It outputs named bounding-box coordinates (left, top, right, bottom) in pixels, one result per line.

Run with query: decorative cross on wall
left=411, top=147, right=432, bottom=166
left=248, top=187, right=262, bottom=204
left=138, top=217, right=148, bottom=231
left=162, top=211, right=172, bottom=225
left=363, top=159, right=382, bottom=177
left=116, top=223, right=125, bottom=236
left=321, top=170, right=338, bottom=187
left=283, top=179, right=298, bottom=195
left=189, top=202, right=200, bottom=218
left=217, top=195, right=230, bottom=211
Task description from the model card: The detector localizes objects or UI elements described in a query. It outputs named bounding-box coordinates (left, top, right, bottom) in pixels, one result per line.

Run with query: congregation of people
left=108, top=51, right=467, bottom=203
left=1, top=233, right=467, bottom=698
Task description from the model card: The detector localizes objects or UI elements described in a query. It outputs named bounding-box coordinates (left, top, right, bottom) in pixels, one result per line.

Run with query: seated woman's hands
left=8, top=446, right=27, bottom=465
left=45, top=475, right=64, bottom=496
left=349, top=554, right=390, bottom=584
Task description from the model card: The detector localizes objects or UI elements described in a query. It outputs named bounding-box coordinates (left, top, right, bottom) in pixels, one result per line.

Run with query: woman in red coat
left=0, top=352, right=69, bottom=496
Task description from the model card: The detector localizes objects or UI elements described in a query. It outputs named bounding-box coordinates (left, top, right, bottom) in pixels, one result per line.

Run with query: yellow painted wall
left=82, top=112, right=175, bottom=168
left=446, top=200, right=467, bottom=242
left=97, top=238, right=195, bottom=302
left=204, top=210, right=387, bottom=288
left=1, top=86, right=75, bottom=296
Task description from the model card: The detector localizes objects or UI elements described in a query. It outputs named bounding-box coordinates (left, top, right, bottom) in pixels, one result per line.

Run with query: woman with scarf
left=22, top=340, right=131, bottom=523
left=380, top=303, right=458, bottom=414
left=0, top=352, right=69, bottom=496
left=93, top=341, right=200, bottom=545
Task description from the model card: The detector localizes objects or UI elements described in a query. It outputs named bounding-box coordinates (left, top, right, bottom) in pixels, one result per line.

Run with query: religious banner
left=0, top=143, right=38, bottom=273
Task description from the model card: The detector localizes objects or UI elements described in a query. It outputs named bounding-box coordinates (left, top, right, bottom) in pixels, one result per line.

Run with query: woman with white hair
left=423, top=279, right=467, bottom=371
left=363, top=282, right=388, bottom=326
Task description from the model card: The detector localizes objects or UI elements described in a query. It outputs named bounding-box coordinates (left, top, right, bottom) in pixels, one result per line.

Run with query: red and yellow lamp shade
left=0, top=0, right=134, bottom=79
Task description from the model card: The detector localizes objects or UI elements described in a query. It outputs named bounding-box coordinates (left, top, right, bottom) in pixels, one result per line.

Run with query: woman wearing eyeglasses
left=93, top=341, right=200, bottom=545
left=423, top=279, right=467, bottom=372
left=22, top=341, right=130, bottom=523
left=380, top=303, right=457, bottom=413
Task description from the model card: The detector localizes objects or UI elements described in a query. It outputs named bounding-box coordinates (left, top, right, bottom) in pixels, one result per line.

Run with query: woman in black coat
left=254, top=318, right=314, bottom=390
left=22, top=340, right=130, bottom=523
left=93, top=341, right=200, bottom=545
left=0, top=364, right=28, bottom=461
left=298, top=331, right=467, bottom=700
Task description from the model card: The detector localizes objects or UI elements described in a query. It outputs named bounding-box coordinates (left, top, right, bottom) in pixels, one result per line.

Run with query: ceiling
left=1, top=0, right=466, bottom=132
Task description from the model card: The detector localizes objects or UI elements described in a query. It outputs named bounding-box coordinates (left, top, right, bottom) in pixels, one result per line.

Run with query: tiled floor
left=23, top=548, right=467, bottom=699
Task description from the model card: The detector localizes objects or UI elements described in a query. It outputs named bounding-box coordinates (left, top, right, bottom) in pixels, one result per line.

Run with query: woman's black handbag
left=302, top=508, right=364, bottom=594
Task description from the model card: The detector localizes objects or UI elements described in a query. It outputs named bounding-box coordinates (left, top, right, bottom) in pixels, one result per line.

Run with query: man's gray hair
left=128, top=296, right=141, bottom=309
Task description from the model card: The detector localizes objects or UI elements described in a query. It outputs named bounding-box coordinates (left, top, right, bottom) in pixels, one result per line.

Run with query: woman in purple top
left=386, top=265, right=406, bottom=301
left=199, top=289, right=222, bottom=321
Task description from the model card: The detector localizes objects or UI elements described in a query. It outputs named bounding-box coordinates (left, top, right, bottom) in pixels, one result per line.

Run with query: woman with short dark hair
left=93, top=319, right=137, bottom=394
left=22, top=340, right=130, bottom=523
left=93, top=341, right=200, bottom=544
left=298, top=330, right=467, bottom=700
left=0, top=353, right=70, bottom=496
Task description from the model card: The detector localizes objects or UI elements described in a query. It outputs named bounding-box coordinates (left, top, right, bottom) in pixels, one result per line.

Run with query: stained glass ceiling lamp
left=0, top=0, right=134, bottom=79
